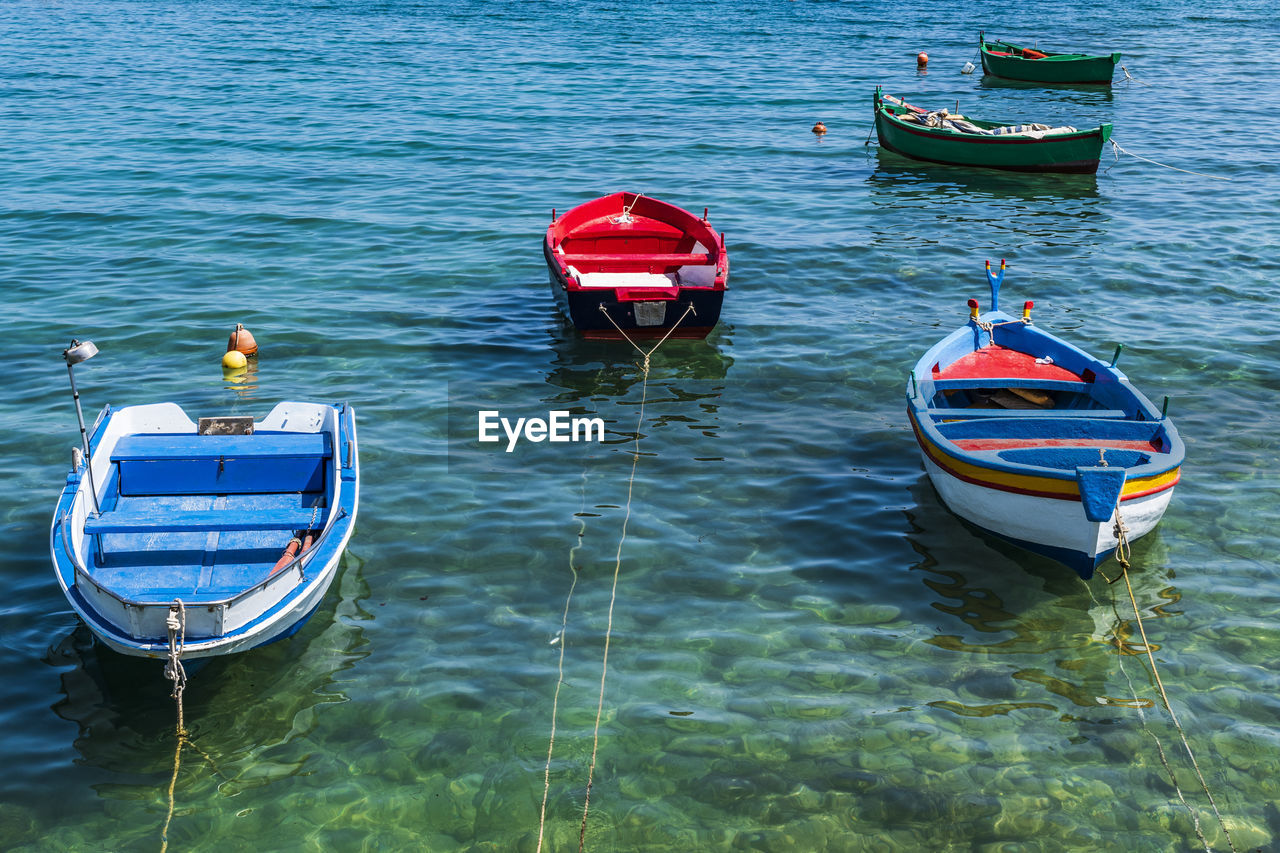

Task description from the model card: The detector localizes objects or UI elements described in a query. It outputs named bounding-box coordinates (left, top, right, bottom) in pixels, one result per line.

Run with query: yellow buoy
left=812, top=120, right=827, bottom=136
left=222, top=350, right=248, bottom=370
left=227, top=323, right=258, bottom=357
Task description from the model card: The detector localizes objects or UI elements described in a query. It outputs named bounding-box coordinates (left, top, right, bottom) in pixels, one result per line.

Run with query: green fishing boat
left=872, top=88, right=1112, bottom=175
left=979, top=31, right=1120, bottom=85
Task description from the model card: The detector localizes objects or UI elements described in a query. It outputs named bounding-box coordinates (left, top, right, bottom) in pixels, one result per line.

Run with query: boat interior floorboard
left=88, top=491, right=324, bottom=603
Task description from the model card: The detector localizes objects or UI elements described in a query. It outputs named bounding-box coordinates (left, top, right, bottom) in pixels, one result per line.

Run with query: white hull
left=920, top=452, right=1174, bottom=573
left=51, top=401, right=359, bottom=660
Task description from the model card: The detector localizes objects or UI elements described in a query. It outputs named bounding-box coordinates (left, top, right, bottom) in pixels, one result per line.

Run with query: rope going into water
left=1118, top=65, right=1151, bottom=86
left=1109, top=140, right=1233, bottom=181
left=535, top=470, right=589, bottom=853
left=1087, top=562, right=1210, bottom=851
left=160, top=600, right=188, bottom=853
left=577, top=357, right=647, bottom=853
left=1097, top=514, right=1237, bottom=852
left=537, top=302, right=695, bottom=851
left=599, top=302, right=697, bottom=363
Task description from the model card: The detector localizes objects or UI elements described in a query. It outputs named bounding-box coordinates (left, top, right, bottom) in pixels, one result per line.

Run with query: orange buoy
left=812, top=121, right=827, bottom=136
left=917, top=52, right=929, bottom=66
left=227, top=323, right=258, bottom=357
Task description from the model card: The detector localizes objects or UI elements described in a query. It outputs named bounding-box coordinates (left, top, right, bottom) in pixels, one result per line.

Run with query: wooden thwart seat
left=929, top=378, right=1092, bottom=392
left=110, top=432, right=332, bottom=497
left=85, top=507, right=323, bottom=535
left=928, top=408, right=1130, bottom=420
left=557, top=252, right=713, bottom=266
left=111, top=433, right=330, bottom=461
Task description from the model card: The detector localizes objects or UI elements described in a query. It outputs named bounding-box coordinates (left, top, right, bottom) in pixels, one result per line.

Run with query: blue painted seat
left=934, top=416, right=1162, bottom=440
left=929, top=378, right=1093, bottom=392
left=927, top=408, right=1129, bottom=420
left=85, top=507, right=324, bottom=535
left=110, top=432, right=332, bottom=496
left=110, top=432, right=330, bottom=461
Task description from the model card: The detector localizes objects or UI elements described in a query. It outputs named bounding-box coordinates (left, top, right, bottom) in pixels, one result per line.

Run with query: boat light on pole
left=62, top=339, right=101, bottom=515
left=65, top=339, right=98, bottom=365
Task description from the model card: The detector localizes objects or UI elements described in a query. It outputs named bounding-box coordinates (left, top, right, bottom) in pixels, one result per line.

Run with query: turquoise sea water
left=4, top=1, right=1280, bottom=850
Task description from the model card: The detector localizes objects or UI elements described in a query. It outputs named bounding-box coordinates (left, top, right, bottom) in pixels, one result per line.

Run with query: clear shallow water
left=3, top=0, right=1279, bottom=850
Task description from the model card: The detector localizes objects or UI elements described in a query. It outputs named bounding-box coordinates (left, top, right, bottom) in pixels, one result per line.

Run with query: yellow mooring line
left=535, top=303, right=695, bottom=853
left=1097, top=513, right=1237, bottom=853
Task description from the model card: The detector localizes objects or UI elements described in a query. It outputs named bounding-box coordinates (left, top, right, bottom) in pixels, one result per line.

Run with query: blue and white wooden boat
left=50, top=401, right=359, bottom=659
left=906, top=262, right=1183, bottom=578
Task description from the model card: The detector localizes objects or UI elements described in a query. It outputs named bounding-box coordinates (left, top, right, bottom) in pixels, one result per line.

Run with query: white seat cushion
left=576, top=271, right=675, bottom=288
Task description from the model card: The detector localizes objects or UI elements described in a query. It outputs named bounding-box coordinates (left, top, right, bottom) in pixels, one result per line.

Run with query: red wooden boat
left=543, top=192, right=728, bottom=339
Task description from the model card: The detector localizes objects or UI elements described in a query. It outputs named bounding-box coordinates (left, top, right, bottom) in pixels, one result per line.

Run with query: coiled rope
left=535, top=302, right=695, bottom=852
left=160, top=600, right=188, bottom=853
left=1097, top=513, right=1237, bottom=852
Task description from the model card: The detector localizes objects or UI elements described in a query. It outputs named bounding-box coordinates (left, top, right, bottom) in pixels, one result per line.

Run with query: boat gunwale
left=977, top=32, right=1120, bottom=84
left=58, top=498, right=351, bottom=612
left=49, top=401, right=359, bottom=653
left=875, top=101, right=1112, bottom=146
left=979, top=37, right=1118, bottom=65
left=908, top=407, right=1183, bottom=501
left=544, top=191, right=728, bottom=297
left=905, top=310, right=1184, bottom=488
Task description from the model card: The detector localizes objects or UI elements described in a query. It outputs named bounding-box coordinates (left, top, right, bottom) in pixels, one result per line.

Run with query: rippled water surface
left=3, top=1, right=1279, bottom=850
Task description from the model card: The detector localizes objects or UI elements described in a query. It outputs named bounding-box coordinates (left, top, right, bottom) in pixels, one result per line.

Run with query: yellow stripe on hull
left=911, top=412, right=1180, bottom=502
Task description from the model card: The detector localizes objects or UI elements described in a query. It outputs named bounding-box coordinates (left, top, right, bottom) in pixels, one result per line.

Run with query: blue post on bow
left=985, top=259, right=1006, bottom=313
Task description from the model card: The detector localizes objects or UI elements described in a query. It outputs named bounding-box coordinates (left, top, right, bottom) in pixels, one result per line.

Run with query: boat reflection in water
left=447, top=325, right=733, bottom=477
left=43, top=550, right=370, bottom=800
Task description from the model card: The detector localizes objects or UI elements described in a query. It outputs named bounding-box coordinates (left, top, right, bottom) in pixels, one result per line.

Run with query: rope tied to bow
left=159, top=600, right=188, bottom=853
left=1108, top=140, right=1234, bottom=181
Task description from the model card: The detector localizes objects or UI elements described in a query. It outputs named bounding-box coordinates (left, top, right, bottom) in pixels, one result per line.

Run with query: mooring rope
left=1085, top=576, right=1211, bottom=851
left=1118, top=65, right=1151, bottom=86
left=1109, top=140, right=1233, bottom=182
left=536, top=470, right=589, bottom=853
left=1097, top=513, right=1237, bottom=852
left=577, top=357, right=647, bottom=853
left=598, top=303, right=697, bottom=363
left=612, top=193, right=645, bottom=224
left=160, top=600, right=188, bottom=853
left=532, top=302, right=695, bottom=852
left=975, top=316, right=1029, bottom=339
